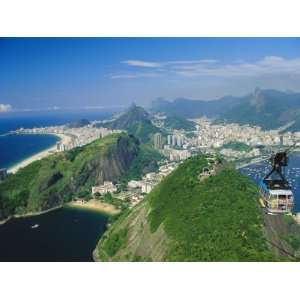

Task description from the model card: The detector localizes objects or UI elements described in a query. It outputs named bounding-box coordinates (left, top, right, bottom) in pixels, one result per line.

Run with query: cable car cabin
left=259, top=179, right=294, bottom=214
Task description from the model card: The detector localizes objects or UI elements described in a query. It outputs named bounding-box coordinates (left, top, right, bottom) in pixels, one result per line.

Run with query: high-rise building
left=167, top=135, right=172, bottom=145
left=172, top=135, right=177, bottom=146
left=176, top=135, right=183, bottom=147
left=154, top=133, right=163, bottom=149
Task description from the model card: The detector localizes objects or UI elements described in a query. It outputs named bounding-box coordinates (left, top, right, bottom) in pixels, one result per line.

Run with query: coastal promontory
left=0, top=133, right=139, bottom=221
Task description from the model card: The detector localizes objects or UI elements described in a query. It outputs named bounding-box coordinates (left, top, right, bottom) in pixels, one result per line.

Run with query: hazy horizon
left=1, top=37, right=300, bottom=113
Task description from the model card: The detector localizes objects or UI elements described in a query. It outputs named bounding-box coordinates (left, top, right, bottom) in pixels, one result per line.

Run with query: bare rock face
left=74, top=135, right=139, bottom=186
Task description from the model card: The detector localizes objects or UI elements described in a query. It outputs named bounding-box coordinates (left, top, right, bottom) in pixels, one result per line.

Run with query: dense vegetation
left=97, top=155, right=278, bottom=261
left=147, top=156, right=274, bottom=261
left=164, top=115, right=195, bottom=131
left=0, top=133, right=139, bottom=220
left=100, top=104, right=162, bottom=143
left=222, top=142, right=252, bottom=152
left=126, top=120, right=161, bottom=144
left=102, top=228, right=128, bottom=257
left=120, top=144, right=163, bottom=185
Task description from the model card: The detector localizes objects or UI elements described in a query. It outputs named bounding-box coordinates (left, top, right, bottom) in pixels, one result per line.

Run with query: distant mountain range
left=152, top=89, right=300, bottom=131
left=151, top=95, right=243, bottom=118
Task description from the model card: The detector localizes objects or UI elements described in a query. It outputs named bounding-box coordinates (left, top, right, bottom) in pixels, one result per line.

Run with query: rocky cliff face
left=94, top=200, right=170, bottom=262
left=0, top=133, right=139, bottom=220
left=69, top=134, right=139, bottom=189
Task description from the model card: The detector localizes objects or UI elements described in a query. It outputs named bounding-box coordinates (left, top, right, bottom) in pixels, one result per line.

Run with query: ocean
left=0, top=109, right=117, bottom=261
left=0, top=109, right=116, bottom=169
left=0, top=206, right=108, bottom=261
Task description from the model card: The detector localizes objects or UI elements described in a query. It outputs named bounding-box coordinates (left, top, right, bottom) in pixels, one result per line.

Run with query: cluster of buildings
left=14, top=125, right=121, bottom=152
left=192, top=118, right=300, bottom=149
left=167, top=134, right=185, bottom=147
left=92, top=181, right=117, bottom=195
left=162, top=147, right=191, bottom=161
left=153, top=132, right=192, bottom=161
left=91, top=161, right=179, bottom=208
left=153, top=132, right=186, bottom=150
left=152, top=115, right=300, bottom=163
left=219, top=148, right=261, bottom=160
left=123, top=161, right=179, bottom=207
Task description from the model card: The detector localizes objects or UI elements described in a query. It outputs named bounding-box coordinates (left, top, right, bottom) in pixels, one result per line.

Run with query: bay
left=0, top=206, right=108, bottom=262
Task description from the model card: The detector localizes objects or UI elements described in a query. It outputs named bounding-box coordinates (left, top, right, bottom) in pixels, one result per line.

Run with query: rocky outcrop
left=0, top=133, right=139, bottom=220
left=94, top=200, right=169, bottom=262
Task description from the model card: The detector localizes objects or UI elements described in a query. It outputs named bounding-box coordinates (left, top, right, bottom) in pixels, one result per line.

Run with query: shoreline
left=0, top=205, right=63, bottom=226
left=67, top=200, right=121, bottom=216
left=0, top=200, right=118, bottom=226
left=7, top=133, right=72, bottom=174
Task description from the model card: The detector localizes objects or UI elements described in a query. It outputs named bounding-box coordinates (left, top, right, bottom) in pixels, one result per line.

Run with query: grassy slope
left=222, top=142, right=252, bottom=152
left=102, top=105, right=163, bottom=143
left=126, top=120, right=162, bottom=144
left=121, top=144, right=163, bottom=183
left=96, top=155, right=278, bottom=261
left=0, top=133, right=136, bottom=220
left=164, top=115, right=195, bottom=131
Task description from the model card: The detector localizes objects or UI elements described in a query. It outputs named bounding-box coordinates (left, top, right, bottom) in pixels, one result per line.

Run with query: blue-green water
left=0, top=206, right=108, bottom=261
left=0, top=110, right=117, bottom=261
left=0, top=109, right=116, bottom=169
left=0, top=134, right=60, bottom=169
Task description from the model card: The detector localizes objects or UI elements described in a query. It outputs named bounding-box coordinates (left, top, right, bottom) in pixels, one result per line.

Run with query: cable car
left=259, top=150, right=294, bottom=214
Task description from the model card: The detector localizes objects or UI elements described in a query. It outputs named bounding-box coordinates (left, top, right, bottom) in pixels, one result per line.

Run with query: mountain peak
left=250, top=88, right=265, bottom=112
left=126, top=104, right=150, bottom=119
left=102, top=104, right=159, bottom=143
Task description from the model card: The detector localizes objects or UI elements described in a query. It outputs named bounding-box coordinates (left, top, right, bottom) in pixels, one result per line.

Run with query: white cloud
left=114, top=56, right=300, bottom=82
left=0, top=104, right=12, bottom=113
left=174, top=56, right=300, bottom=77
left=110, top=72, right=161, bottom=79
left=122, top=60, right=162, bottom=68
left=122, top=59, right=217, bottom=68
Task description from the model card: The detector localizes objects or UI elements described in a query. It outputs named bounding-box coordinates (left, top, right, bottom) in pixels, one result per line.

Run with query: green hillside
left=222, top=142, right=252, bottom=152
left=0, top=133, right=139, bottom=221
left=95, top=156, right=280, bottom=261
left=120, top=144, right=163, bottom=184
left=164, top=115, right=195, bottom=131
left=100, top=104, right=162, bottom=143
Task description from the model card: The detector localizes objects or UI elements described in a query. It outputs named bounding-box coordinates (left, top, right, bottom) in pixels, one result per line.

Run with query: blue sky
left=0, top=38, right=300, bottom=112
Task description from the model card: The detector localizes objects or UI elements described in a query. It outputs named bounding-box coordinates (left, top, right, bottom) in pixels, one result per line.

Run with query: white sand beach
left=7, top=133, right=72, bottom=174
left=68, top=200, right=121, bottom=215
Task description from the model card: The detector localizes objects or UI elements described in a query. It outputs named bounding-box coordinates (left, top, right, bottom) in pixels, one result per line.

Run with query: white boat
left=31, top=224, right=39, bottom=229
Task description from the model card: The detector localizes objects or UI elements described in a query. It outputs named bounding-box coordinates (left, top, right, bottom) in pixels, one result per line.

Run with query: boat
left=31, top=224, right=39, bottom=229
